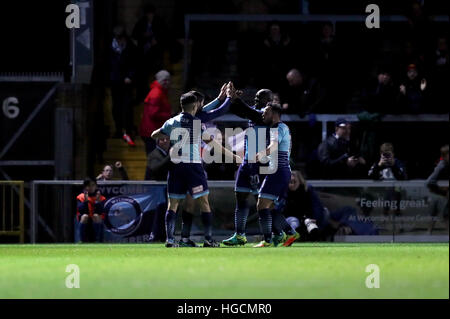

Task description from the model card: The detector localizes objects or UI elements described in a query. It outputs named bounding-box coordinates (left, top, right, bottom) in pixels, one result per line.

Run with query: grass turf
left=0, top=243, right=448, bottom=299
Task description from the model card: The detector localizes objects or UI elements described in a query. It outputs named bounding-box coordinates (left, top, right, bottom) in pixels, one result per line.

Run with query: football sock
left=181, top=211, right=193, bottom=239
left=271, top=210, right=283, bottom=235
left=272, top=222, right=283, bottom=236
left=258, top=209, right=273, bottom=243
left=201, top=212, right=213, bottom=241
left=165, top=210, right=177, bottom=241
left=235, top=206, right=249, bottom=236
left=272, top=209, right=296, bottom=235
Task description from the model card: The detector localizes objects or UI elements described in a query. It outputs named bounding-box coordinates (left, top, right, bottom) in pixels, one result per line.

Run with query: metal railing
left=0, top=181, right=25, bottom=243
left=0, top=72, right=64, bottom=83
left=214, top=113, right=449, bottom=142
left=182, top=13, right=449, bottom=142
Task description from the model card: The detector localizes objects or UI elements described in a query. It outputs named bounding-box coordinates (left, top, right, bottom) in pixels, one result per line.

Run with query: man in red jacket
left=140, top=70, right=172, bottom=157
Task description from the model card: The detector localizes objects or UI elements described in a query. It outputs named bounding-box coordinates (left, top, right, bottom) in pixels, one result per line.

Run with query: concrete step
left=107, top=138, right=145, bottom=148
left=101, top=138, right=148, bottom=180
left=103, top=152, right=146, bottom=160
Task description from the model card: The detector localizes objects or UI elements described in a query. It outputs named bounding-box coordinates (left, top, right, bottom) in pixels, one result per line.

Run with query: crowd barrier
left=0, top=181, right=25, bottom=243
left=29, top=180, right=448, bottom=244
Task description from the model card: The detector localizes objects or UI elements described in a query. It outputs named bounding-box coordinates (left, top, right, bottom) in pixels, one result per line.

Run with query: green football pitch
left=0, top=243, right=448, bottom=299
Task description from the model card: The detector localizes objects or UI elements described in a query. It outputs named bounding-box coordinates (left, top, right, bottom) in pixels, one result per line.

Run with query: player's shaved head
left=255, top=89, right=273, bottom=109
left=286, top=69, right=303, bottom=87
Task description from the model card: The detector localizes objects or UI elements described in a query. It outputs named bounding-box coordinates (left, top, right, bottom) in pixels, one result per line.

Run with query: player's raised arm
left=196, top=83, right=235, bottom=122
left=201, top=83, right=229, bottom=112
left=230, top=97, right=264, bottom=124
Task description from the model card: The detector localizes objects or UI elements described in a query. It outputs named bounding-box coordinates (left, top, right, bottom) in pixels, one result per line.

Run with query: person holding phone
left=368, top=143, right=407, bottom=181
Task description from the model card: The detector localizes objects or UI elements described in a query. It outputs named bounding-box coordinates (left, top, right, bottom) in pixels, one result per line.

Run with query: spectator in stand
left=405, top=1, right=433, bottom=55
left=132, top=3, right=167, bottom=101
left=110, top=26, right=137, bottom=146
left=279, top=171, right=321, bottom=241
left=426, top=145, right=449, bottom=197
left=280, top=68, right=327, bottom=161
left=368, top=143, right=407, bottom=181
left=426, top=145, right=449, bottom=233
left=145, top=135, right=172, bottom=241
left=146, top=136, right=171, bottom=181
left=281, top=69, right=327, bottom=116
left=317, top=118, right=367, bottom=179
left=76, top=179, right=106, bottom=243
left=368, top=143, right=407, bottom=223
left=96, top=162, right=129, bottom=181
left=318, top=22, right=336, bottom=63
left=363, top=70, right=397, bottom=114
left=317, top=22, right=338, bottom=83
left=139, top=70, right=172, bottom=157
left=431, top=36, right=449, bottom=76
left=429, top=36, right=450, bottom=113
left=280, top=171, right=378, bottom=241
left=260, top=23, right=292, bottom=92
left=395, top=41, right=425, bottom=78
left=397, top=64, right=428, bottom=113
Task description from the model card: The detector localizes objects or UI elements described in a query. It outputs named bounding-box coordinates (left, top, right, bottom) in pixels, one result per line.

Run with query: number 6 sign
left=2, top=97, right=20, bottom=119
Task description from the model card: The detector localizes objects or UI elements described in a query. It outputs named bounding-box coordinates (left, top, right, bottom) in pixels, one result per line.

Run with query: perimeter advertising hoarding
left=74, top=184, right=167, bottom=243
left=313, top=184, right=448, bottom=237
left=72, top=181, right=448, bottom=243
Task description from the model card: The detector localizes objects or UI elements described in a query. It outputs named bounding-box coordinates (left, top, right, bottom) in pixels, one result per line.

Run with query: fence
left=0, top=181, right=25, bottom=243
left=214, top=113, right=449, bottom=142
left=30, top=180, right=449, bottom=244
